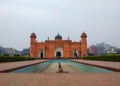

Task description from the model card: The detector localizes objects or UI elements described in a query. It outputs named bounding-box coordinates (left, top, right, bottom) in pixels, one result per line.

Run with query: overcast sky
left=0, top=0, right=120, bottom=50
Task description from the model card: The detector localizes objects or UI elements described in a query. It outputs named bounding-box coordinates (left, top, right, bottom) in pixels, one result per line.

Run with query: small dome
left=81, top=32, right=87, bottom=37
left=55, top=33, right=62, bottom=40
left=30, top=32, right=36, bottom=38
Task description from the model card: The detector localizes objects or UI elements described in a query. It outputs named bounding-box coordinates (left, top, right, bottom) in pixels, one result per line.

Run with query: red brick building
left=30, top=32, right=87, bottom=59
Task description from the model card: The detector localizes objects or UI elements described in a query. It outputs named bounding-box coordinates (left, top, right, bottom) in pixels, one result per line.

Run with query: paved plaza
left=0, top=60, right=120, bottom=86
left=0, top=60, right=47, bottom=72
left=72, top=59, right=120, bottom=72
left=0, top=73, right=120, bottom=86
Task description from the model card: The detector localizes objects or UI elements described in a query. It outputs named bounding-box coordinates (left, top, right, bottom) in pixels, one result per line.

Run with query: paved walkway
left=0, top=60, right=47, bottom=72
left=41, top=63, right=79, bottom=73
left=71, top=60, right=120, bottom=71
left=0, top=73, right=120, bottom=86
left=0, top=60, right=120, bottom=86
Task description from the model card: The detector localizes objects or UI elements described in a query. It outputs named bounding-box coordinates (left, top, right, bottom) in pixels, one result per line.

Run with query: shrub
left=14, top=54, right=21, bottom=57
left=3, top=54, right=9, bottom=56
left=0, top=56, right=35, bottom=63
left=83, top=54, right=120, bottom=62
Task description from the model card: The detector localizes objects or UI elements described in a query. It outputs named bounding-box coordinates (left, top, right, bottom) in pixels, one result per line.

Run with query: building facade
left=30, top=32, right=87, bottom=59
left=88, top=45, right=96, bottom=56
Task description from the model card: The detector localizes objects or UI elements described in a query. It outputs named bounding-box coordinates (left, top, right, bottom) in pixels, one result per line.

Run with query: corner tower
left=30, top=32, right=36, bottom=57
left=81, top=32, right=87, bottom=57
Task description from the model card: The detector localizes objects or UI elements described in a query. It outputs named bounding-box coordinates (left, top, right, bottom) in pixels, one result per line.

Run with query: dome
left=30, top=32, right=36, bottom=38
left=81, top=32, right=87, bottom=37
left=55, top=33, right=62, bottom=40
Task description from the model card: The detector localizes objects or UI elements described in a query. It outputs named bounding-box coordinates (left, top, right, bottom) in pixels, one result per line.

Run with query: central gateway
left=54, top=47, right=63, bottom=57
left=30, top=32, right=87, bottom=59
left=56, top=51, right=61, bottom=57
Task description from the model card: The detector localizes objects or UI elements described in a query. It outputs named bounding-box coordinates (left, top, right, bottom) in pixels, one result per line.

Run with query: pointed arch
left=54, top=47, right=63, bottom=57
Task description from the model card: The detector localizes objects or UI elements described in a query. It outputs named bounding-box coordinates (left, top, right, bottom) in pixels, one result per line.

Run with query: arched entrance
left=56, top=51, right=61, bottom=57
left=73, top=50, right=78, bottom=59
left=54, top=47, right=63, bottom=57
left=39, top=50, right=44, bottom=59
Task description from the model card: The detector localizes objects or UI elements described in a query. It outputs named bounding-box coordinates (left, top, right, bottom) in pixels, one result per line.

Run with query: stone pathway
left=0, top=73, right=120, bottom=86
left=41, top=63, right=79, bottom=73
left=72, top=59, right=120, bottom=71
left=0, top=60, right=47, bottom=72
left=40, top=63, right=58, bottom=73
left=0, top=60, right=120, bottom=86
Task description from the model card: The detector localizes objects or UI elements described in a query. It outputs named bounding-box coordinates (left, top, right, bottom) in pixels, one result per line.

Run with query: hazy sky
left=0, top=0, right=120, bottom=50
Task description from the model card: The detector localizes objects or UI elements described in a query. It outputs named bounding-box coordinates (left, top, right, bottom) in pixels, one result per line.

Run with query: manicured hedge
left=0, top=56, right=35, bottom=63
left=83, top=54, right=120, bottom=62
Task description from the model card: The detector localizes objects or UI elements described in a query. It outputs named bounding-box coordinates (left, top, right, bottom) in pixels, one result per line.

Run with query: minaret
left=81, top=32, right=87, bottom=57
left=30, top=32, right=36, bottom=58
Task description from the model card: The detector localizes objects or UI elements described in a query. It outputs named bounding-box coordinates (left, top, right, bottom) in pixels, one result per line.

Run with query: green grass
left=83, top=54, right=120, bottom=62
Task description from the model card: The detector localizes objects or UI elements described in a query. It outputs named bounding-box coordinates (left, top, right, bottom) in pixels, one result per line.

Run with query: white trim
left=54, top=47, right=63, bottom=57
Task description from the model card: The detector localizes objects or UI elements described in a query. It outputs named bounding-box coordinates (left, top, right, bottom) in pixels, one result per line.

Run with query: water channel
left=11, top=60, right=113, bottom=73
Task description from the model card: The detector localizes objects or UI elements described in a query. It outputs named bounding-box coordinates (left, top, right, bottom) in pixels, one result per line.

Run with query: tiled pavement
left=72, top=60, right=120, bottom=72
left=0, top=60, right=47, bottom=72
left=0, top=73, right=120, bottom=86
left=41, top=63, right=80, bottom=73
left=0, top=60, right=120, bottom=86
